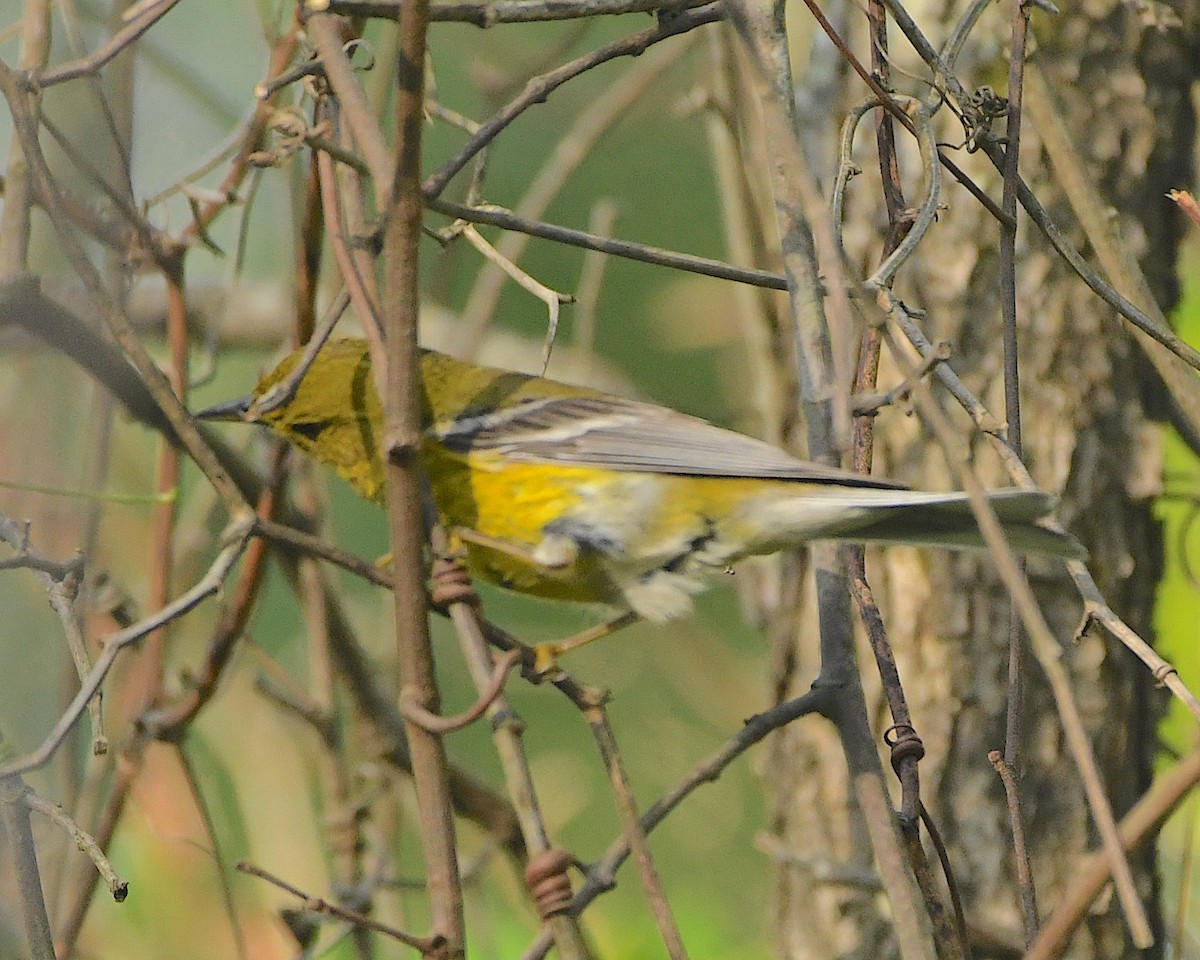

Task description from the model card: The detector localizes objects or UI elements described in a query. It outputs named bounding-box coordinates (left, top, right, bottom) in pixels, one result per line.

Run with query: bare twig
left=31, top=0, right=181, bottom=87
left=457, top=35, right=693, bottom=352
left=989, top=751, right=1038, bottom=945
left=24, top=790, right=128, bottom=902
left=400, top=649, right=523, bottom=734
left=428, top=548, right=593, bottom=958
left=321, top=0, right=713, bottom=25
left=421, top=2, right=722, bottom=197
left=457, top=223, right=572, bottom=370
left=585, top=703, right=690, bottom=959
left=429, top=196, right=786, bottom=290
left=0, top=519, right=253, bottom=778
left=238, top=861, right=442, bottom=953
left=1026, top=748, right=1200, bottom=960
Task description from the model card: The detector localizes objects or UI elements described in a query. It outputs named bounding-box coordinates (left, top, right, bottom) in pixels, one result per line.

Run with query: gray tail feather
left=853, top=490, right=1086, bottom=560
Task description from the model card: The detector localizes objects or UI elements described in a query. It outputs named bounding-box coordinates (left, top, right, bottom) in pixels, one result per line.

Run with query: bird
left=197, top=338, right=1081, bottom=636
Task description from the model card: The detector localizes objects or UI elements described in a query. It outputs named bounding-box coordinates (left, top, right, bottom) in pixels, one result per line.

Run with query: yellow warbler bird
left=199, top=338, right=1081, bottom=624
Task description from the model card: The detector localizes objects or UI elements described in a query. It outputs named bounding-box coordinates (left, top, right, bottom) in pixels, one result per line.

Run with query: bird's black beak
left=193, top=394, right=254, bottom=422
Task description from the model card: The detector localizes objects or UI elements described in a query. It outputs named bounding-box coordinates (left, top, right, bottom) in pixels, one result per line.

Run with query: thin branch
left=427, top=548, right=593, bottom=958
left=24, top=790, right=128, bottom=901
left=428, top=197, right=787, bottom=290
left=457, top=34, right=693, bottom=352
left=321, top=0, right=714, bottom=25
left=237, top=861, right=442, bottom=953
left=1026, top=748, right=1200, bottom=960
left=421, top=2, right=722, bottom=197
left=989, top=751, right=1038, bottom=946
left=0, top=519, right=253, bottom=778
left=30, top=0, right=181, bottom=87
left=585, top=703, right=690, bottom=959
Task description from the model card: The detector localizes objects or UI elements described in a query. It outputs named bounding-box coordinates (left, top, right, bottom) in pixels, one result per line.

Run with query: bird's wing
left=431, top=394, right=905, bottom=488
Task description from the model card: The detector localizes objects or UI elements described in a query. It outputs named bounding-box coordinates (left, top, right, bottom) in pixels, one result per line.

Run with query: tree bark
left=765, top=2, right=1196, bottom=957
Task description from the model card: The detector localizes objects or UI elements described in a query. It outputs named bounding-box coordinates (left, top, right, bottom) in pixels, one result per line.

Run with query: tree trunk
left=765, top=3, right=1196, bottom=957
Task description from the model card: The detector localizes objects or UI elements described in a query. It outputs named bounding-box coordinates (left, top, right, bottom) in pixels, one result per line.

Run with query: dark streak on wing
left=434, top=395, right=906, bottom=489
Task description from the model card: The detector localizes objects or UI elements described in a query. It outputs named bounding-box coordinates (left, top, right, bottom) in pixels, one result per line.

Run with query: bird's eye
left=290, top=420, right=327, bottom=443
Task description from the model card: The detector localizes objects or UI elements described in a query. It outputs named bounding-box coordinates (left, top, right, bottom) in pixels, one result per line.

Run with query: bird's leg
left=533, top=611, right=640, bottom=677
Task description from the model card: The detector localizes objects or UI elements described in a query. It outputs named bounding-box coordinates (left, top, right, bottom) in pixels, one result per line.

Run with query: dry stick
left=0, top=777, right=56, bottom=960
left=23, top=790, right=127, bottom=901
left=585, top=704, right=691, bottom=960
left=847, top=0, right=914, bottom=826
left=422, top=1, right=722, bottom=198
left=457, top=223, right=572, bottom=369
left=879, top=318, right=1153, bottom=949
left=832, top=45, right=957, bottom=950
left=317, top=125, right=382, bottom=330
left=0, top=0, right=49, bottom=274
left=458, top=35, right=694, bottom=353
left=238, top=861, right=441, bottom=953
left=334, top=93, right=389, bottom=350
left=702, top=27, right=791, bottom=445
left=995, top=0, right=1039, bottom=946
left=724, top=3, right=935, bottom=959
left=0, top=521, right=253, bottom=778
left=429, top=196, right=787, bottom=290
left=308, top=14, right=395, bottom=211
left=1026, top=748, right=1200, bottom=960
left=380, top=0, right=466, bottom=953
left=324, top=0, right=714, bottom=24
left=139, top=475, right=280, bottom=738
left=549, top=688, right=836, bottom=948
left=29, top=0, right=179, bottom=86
left=138, top=259, right=187, bottom=717
left=430, top=549, right=593, bottom=960
left=0, top=518, right=105, bottom=754
left=988, top=752, right=1037, bottom=944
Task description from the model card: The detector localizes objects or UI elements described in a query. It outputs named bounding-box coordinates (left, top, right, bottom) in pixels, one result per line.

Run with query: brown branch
left=585, top=703, right=690, bottom=959
left=428, top=197, right=786, bottom=290
left=989, top=751, right=1038, bottom=946
left=995, top=0, right=1037, bottom=941
left=400, top=649, right=523, bottom=734
left=30, top=0, right=182, bottom=87
left=379, top=0, right=466, bottom=951
left=0, top=520, right=253, bottom=778
left=23, top=790, right=128, bottom=902
left=421, top=1, right=722, bottom=197
left=237, top=860, right=443, bottom=953
left=1025, top=748, right=1200, bottom=960
left=323, top=0, right=714, bottom=25
left=428, top=549, right=593, bottom=958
